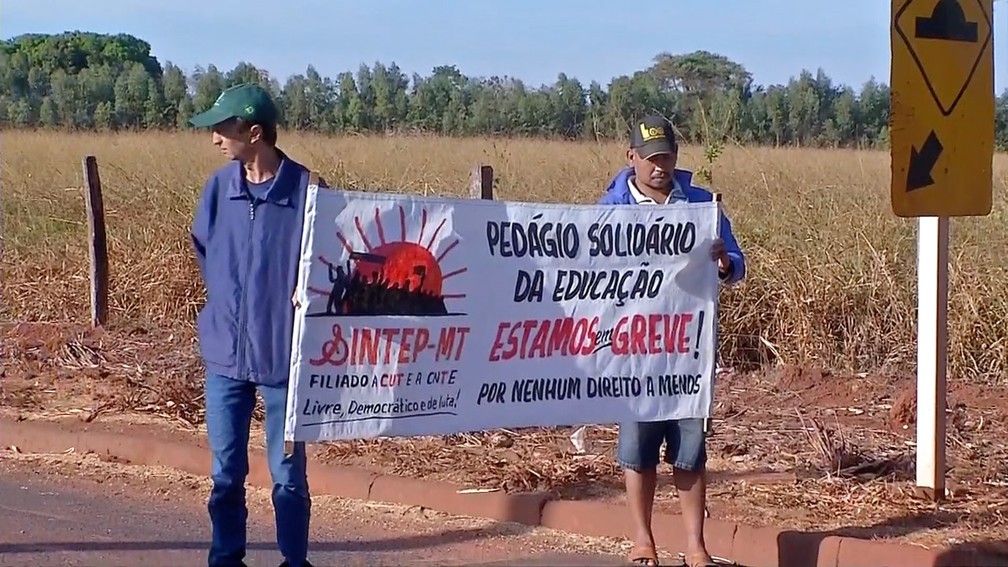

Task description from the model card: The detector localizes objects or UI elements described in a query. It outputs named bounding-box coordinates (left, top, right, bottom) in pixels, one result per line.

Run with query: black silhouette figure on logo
left=309, top=205, right=469, bottom=318
left=324, top=259, right=350, bottom=315
left=311, top=250, right=455, bottom=317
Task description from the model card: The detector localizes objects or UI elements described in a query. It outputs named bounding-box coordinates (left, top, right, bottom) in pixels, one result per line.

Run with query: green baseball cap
left=189, top=83, right=278, bottom=128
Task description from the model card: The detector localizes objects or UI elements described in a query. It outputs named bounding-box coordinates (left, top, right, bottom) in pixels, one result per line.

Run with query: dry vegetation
left=3, top=130, right=1008, bottom=547
left=5, top=130, right=1008, bottom=378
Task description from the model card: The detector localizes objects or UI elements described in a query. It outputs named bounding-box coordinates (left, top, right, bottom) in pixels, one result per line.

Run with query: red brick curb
left=2, top=417, right=1003, bottom=567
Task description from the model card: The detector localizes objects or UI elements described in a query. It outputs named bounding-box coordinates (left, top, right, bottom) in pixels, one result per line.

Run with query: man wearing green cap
left=189, top=83, right=317, bottom=567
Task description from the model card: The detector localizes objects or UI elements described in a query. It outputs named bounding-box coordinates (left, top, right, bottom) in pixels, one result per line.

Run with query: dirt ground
left=3, top=320, right=1007, bottom=551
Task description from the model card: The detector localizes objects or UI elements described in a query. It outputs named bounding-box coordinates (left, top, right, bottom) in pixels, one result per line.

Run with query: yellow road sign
left=890, top=0, right=995, bottom=217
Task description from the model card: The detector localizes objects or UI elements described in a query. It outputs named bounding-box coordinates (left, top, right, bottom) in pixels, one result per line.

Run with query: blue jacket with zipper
left=190, top=150, right=311, bottom=387
left=599, top=166, right=747, bottom=286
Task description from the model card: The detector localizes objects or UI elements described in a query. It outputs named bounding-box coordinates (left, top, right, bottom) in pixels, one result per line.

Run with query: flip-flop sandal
left=679, top=552, right=738, bottom=567
left=627, top=544, right=661, bottom=565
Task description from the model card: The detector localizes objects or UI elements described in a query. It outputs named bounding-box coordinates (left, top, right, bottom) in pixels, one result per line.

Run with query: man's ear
left=248, top=124, right=263, bottom=144
left=625, top=148, right=635, bottom=166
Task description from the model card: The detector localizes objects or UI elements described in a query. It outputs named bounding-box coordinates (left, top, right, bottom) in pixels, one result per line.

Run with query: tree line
left=3, top=31, right=1008, bottom=150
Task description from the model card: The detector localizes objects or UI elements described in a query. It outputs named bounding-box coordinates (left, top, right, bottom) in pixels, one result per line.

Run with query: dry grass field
left=4, top=130, right=1008, bottom=378
left=3, top=130, right=1008, bottom=547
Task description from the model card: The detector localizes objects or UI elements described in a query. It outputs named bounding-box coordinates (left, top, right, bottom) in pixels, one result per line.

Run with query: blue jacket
left=190, top=151, right=311, bottom=386
left=599, top=167, right=746, bottom=285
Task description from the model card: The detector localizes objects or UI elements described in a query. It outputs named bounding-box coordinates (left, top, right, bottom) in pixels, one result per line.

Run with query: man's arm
left=716, top=208, right=746, bottom=286
left=190, top=176, right=216, bottom=284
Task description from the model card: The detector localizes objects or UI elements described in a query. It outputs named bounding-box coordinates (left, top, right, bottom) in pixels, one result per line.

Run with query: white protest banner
left=284, top=184, right=721, bottom=442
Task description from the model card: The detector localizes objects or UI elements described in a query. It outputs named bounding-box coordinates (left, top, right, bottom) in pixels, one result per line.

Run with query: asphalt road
left=0, top=470, right=628, bottom=567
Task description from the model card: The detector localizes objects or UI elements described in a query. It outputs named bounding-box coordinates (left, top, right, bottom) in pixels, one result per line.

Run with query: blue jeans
left=204, top=372, right=311, bottom=567
left=616, top=418, right=707, bottom=472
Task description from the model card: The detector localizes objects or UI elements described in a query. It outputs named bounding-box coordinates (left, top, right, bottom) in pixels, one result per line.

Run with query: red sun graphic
left=308, top=205, right=467, bottom=301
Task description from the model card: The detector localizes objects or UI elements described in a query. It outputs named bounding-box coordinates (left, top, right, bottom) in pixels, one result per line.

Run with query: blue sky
left=4, top=0, right=1006, bottom=93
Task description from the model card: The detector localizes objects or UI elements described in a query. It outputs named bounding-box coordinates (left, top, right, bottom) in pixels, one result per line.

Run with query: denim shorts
left=616, top=418, right=707, bottom=472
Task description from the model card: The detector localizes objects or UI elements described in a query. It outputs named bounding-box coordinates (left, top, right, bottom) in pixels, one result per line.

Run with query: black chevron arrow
left=906, top=130, right=943, bottom=192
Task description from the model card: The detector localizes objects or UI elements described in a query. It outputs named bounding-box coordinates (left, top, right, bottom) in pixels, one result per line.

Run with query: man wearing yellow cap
left=599, top=114, right=746, bottom=567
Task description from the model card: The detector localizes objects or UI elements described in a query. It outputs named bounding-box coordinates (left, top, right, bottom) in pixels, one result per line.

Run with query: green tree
left=2, top=31, right=1006, bottom=152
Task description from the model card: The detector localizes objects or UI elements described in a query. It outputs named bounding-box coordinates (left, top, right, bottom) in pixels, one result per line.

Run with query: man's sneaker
left=278, top=561, right=313, bottom=567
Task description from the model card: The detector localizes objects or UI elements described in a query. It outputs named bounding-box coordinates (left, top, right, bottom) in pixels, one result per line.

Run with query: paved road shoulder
left=0, top=448, right=629, bottom=566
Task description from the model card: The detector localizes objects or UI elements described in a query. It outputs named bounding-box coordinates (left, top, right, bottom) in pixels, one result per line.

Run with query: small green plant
left=696, top=139, right=723, bottom=185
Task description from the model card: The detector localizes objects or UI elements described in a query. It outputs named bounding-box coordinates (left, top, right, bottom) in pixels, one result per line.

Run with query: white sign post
left=891, top=0, right=996, bottom=500
left=915, top=216, right=949, bottom=497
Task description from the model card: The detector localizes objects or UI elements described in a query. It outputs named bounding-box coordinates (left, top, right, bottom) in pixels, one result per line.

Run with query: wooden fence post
left=469, top=164, right=494, bottom=200
left=82, top=155, right=109, bottom=327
